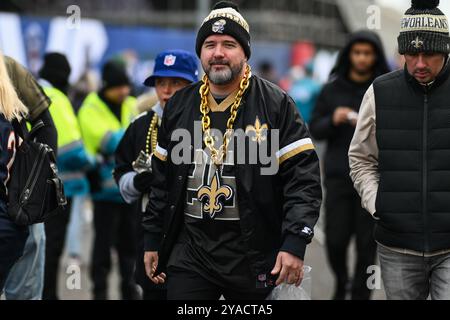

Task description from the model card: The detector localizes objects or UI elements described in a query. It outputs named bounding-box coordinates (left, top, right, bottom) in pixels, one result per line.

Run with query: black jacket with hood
left=143, top=75, right=322, bottom=277
left=309, top=30, right=390, bottom=180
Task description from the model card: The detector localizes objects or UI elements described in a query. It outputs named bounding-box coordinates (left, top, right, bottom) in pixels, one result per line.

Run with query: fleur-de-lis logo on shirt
left=245, top=116, right=269, bottom=143
left=198, top=170, right=233, bottom=219
left=411, top=36, right=424, bottom=49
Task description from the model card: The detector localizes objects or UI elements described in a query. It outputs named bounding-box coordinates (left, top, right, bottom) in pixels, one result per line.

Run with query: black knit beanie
left=196, top=1, right=251, bottom=59
left=39, top=52, right=71, bottom=91
left=101, top=60, right=130, bottom=90
left=398, top=0, right=450, bottom=54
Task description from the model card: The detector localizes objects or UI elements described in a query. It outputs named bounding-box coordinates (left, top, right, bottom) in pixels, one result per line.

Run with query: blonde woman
left=2, top=54, right=56, bottom=300
left=0, top=51, right=29, bottom=292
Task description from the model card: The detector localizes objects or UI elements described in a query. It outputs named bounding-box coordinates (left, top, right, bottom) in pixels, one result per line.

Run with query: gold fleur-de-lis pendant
left=197, top=169, right=233, bottom=219
left=245, top=116, right=269, bottom=143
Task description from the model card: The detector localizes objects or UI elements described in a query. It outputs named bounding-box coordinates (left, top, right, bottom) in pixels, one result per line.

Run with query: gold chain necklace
left=145, top=113, right=159, bottom=155
left=199, top=64, right=251, bottom=166
left=132, top=112, right=158, bottom=173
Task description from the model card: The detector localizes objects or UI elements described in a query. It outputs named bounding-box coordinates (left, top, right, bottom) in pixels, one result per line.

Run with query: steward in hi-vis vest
left=78, top=60, right=139, bottom=300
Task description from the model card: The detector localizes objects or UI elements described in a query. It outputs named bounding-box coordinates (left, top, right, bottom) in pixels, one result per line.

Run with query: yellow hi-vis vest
left=78, top=92, right=137, bottom=156
left=43, top=86, right=93, bottom=197
left=43, top=86, right=82, bottom=149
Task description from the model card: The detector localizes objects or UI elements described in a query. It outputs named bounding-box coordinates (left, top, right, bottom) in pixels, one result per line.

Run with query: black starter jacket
left=143, top=75, right=322, bottom=276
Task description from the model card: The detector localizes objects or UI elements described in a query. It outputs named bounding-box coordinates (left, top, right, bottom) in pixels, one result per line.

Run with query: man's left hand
left=271, top=251, right=304, bottom=287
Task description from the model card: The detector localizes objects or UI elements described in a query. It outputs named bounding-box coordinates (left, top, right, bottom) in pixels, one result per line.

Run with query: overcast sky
left=376, top=0, right=450, bottom=16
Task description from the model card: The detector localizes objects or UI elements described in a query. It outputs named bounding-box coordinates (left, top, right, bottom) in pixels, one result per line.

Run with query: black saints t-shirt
left=167, top=96, right=257, bottom=291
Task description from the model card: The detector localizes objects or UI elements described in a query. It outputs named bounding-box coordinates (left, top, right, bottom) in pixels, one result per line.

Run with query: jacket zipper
left=28, top=147, right=47, bottom=196
left=423, top=93, right=429, bottom=252
left=20, top=144, right=46, bottom=204
left=20, top=144, right=42, bottom=202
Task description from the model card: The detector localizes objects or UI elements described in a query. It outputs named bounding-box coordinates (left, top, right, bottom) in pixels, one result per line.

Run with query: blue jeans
left=0, top=211, right=28, bottom=293
left=65, top=195, right=85, bottom=257
left=378, top=244, right=450, bottom=300
left=4, top=223, right=46, bottom=300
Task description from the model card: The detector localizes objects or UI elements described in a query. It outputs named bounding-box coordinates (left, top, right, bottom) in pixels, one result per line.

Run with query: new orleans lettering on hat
left=401, top=15, right=449, bottom=33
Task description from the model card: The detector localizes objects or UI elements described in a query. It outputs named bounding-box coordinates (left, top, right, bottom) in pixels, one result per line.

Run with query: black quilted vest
left=373, top=62, right=450, bottom=252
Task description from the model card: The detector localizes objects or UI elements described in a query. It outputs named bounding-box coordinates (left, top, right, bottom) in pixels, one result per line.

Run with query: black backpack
left=7, top=120, right=67, bottom=225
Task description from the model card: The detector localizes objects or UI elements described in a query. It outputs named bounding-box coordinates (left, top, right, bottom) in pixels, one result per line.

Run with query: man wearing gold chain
left=113, top=49, right=198, bottom=300
left=143, top=1, right=322, bottom=300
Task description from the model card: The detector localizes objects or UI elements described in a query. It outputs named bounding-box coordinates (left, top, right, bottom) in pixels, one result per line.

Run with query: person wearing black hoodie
left=309, top=30, right=390, bottom=300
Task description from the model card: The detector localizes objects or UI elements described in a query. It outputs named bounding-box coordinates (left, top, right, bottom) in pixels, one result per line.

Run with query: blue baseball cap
left=144, top=49, right=199, bottom=87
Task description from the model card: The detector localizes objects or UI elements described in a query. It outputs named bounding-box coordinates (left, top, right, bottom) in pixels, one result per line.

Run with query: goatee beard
left=205, top=60, right=245, bottom=85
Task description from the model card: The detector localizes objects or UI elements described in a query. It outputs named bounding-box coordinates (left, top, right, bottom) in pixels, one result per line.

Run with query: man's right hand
left=144, top=251, right=166, bottom=284
left=332, top=107, right=354, bottom=126
left=133, top=171, right=154, bottom=193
